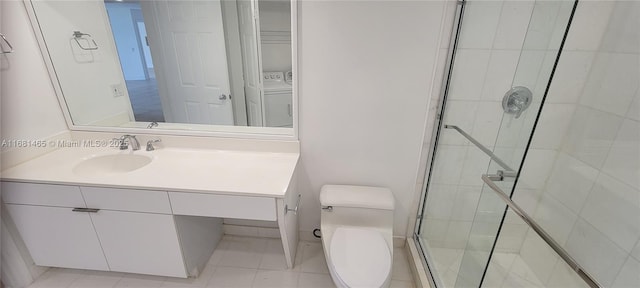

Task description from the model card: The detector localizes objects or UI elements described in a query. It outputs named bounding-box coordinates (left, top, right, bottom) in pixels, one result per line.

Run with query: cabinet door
left=90, top=211, right=187, bottom=277
left=264, top=92, right=293, bottom=127
left=5, top=205, right=109, bottom=271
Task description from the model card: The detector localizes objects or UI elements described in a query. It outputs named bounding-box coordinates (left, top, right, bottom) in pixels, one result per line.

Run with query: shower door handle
left=481, top=174, right=601, bottom=288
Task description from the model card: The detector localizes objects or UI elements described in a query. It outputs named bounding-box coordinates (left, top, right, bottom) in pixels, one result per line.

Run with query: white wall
left=1, top=2, right=68, bottom=287
left=297, top=0, right=452, bottom=237
left=0, top=1, right=68, bottom=148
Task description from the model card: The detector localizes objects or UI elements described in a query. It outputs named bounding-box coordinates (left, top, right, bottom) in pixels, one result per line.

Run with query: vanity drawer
left=1, top=182, right=85, bottom=208
left=169, top=192, right=277, bottom=221
left=81, top=187, right=172, bottom=214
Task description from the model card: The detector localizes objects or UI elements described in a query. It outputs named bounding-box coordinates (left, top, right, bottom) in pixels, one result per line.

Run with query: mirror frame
left=24, top=0, right=299, bottom=141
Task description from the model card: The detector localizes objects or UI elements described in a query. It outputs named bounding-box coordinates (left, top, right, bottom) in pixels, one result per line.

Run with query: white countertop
left=1, top=146, right=299, bottom=198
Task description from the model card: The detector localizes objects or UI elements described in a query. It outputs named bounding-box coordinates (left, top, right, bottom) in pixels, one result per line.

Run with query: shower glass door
left=415, top=1, right=579, bottom=287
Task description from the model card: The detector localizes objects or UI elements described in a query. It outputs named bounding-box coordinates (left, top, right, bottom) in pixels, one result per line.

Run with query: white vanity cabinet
left=80, top=187, right=187, bottom=277
left=90, top=211, right=186, bottom=277
left=2, top=163, right=299, bottom=277
left=5, top=204, right=110, bottom=271
left=2, top=182, right=187, bottom=277
left=2, top=182, right=109, bottom=271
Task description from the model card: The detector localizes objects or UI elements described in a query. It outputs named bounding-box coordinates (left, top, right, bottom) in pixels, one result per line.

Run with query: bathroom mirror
left=26, top=0, right=296, bottom=137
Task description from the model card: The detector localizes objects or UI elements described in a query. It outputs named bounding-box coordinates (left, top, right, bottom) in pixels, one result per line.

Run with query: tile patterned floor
left=27, top=236, right=415, bottom=288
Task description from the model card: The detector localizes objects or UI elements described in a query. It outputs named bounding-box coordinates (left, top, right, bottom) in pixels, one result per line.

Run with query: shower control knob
left=502, top=86, right=532, bottom=119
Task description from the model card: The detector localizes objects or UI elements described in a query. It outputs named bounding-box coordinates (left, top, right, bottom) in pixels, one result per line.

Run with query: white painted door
left=238, top=0, right=264, bottom=126
left=5, top=205, right=110, bottom=271
left=142, top=0, right=233, bottom=125
left=90, top=211, right=187, bottom=277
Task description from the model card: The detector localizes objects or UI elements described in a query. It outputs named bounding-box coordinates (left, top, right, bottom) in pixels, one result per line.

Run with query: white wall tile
left=421, top=219, right=448, bottom=247
left=563, top=1, right=614, bottom=51
left=519, top=231, right=560, bottom=283
left=581, top=173, right=640, bottom=253
left=474, top=185, right=509, bottom=223
left=493, top=1, right=535, bottom=50
left=511, top=188, right=542, bottom=217
left=425, top=184, right=457, bottom=220
left=431, top=145, right=467, bottom=185
left=457, top=1, right=503, bottom=49
left=602, top=119, right=640, bottom=191
left=612, top=257, right=640, bottom=288
left=440, top=101, right=479, bottom=145
left=450, top=185, right=482, bottom=221
left=545, top=153, right=598, bottom=214
left=521, top=1, right=562, bottom=50
left=470, top=102, right=505, bottom=146
left=447, top=49, right=491, bottom=101
left=517, top=149, right=557, bottom=190
left=546, top=51, right=594, bottom=104
left=546, top=258, right=589, bottom=288
left=467, top=221, right=500, bottom=251
left=442, top=221, right=473, bottom=249
left=580, top=53, right=640, bottom=117
left=563, top=106, right=623, bottom=169
left=530, top=104, right=575, bottom=149
left=566, top=220, right=628, bottom=287
left=600, top=1, right=640, bottom=54
left=511, top=50, right=546, bottom=90
left=632, top=240, right=640, bottom=262
left=494, top=223, right=528, bottom=253
left=480, top=50, right=521, bottom=102
left=533, top=194, right=578, bottom=245
left=627, top=90, right=640, bottom=122
left=459, top=147, right=491, bottom=186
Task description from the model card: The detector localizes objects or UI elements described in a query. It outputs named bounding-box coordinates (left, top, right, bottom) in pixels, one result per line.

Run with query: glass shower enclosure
left=414, top=0, right=640, bottom=287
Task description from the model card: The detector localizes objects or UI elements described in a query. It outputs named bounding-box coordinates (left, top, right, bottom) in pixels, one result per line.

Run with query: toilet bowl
left=320, top=185, right=395, bottom=288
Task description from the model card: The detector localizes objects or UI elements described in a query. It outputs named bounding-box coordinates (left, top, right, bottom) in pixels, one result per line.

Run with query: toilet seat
left=329, top=227, right=391, bottom=288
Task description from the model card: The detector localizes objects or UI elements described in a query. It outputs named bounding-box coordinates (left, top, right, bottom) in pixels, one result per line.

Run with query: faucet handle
left=146, top=139, right=161, bottom=151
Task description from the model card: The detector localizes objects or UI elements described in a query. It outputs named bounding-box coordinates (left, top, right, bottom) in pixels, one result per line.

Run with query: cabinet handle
left=72, top=208, right=100, bottom=213
left=285, top=194, right=301, bottom=215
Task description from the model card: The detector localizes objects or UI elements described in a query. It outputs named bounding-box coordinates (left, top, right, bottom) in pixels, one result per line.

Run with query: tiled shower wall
left=499, top=1, right=640, bottom=287
left=422, top=0, right=572, bottom=252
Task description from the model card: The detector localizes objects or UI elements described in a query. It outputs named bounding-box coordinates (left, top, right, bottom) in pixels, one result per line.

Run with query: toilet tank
left=320, top=185, right=394, bottom=230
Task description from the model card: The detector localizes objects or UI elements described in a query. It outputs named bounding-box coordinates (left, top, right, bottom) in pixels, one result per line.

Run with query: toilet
left=320, top=185, right=395, bottom=288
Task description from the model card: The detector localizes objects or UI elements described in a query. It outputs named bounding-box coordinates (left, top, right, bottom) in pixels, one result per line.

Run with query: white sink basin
left=73, top=153, right=153, bottom=177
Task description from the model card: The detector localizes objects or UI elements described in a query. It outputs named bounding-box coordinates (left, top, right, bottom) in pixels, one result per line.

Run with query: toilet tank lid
left=320, top=185, right=394, bottom=210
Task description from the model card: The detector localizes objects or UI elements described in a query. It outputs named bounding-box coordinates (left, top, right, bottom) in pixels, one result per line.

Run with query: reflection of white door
left=141, top=0, right=233, bottom=125
left=238, top=0, right=264, bottom=126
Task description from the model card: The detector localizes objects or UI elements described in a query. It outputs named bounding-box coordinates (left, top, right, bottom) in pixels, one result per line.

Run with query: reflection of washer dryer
left=263, top=72, right=293, bottom=127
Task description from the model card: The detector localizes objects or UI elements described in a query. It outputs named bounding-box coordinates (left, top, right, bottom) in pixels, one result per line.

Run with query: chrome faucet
left=147, top=122, right=158, bottom=129
left=117, top=135, right=140, bottom=151
left=146, top=139, right=161, bottom=151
